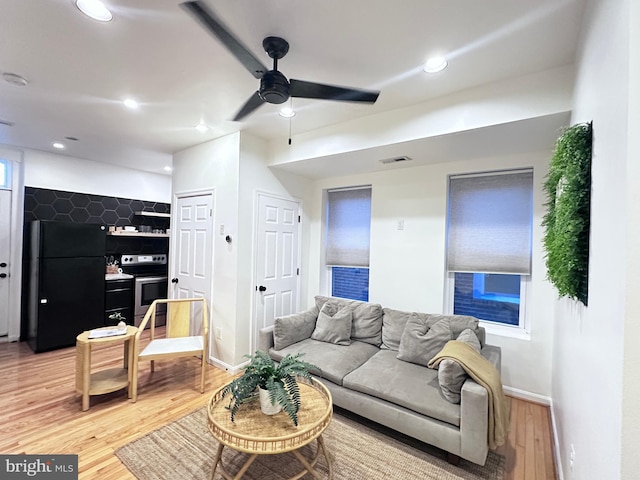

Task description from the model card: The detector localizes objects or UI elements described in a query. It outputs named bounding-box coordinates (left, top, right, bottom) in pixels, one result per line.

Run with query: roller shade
left=447, top=170, right=533, bottom=274
left=326, top=187, right=371, bottom=267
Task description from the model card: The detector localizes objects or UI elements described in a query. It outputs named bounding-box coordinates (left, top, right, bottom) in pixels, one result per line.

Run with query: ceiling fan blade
left=180, top=1, right=268, bottom=79
left=289, top=79, right=380, bottom=103
left=233, top=91, right=266, bottom=121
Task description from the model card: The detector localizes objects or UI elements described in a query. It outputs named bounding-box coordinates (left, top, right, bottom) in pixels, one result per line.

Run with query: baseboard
left=503, top=385, right=551, bottom=406
left=206, top=355, right=248, bottom=375
left=549, top=398, right=564, bottom=480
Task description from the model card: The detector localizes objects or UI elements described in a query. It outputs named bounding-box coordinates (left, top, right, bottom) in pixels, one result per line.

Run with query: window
left=446, top=170, right=533, bottom=329
left=326, top=186, right=372, bottom=301
left=0, top=159, right=10, bottom=189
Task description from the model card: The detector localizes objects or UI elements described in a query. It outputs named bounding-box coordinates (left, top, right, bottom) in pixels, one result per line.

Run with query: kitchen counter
left=105, top=273, right=134, bottom=281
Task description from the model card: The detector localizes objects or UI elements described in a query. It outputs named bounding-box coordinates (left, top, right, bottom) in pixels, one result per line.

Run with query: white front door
left=171, top=193, right=214, bottom=320
left=0, top=189, right=10, bottom=336
left=254, top=194, right=300, bottom=347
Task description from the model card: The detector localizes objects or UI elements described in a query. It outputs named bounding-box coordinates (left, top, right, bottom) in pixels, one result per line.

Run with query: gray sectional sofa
left=258, top=295, right=502, bottom=466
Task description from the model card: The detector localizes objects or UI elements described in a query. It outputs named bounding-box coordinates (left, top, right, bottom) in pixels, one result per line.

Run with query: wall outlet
left=215, top=327, right=222, bottom=340
left=569, top=444, right=576, bottom=472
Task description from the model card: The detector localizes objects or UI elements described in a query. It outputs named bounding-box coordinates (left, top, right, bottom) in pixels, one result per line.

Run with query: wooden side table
left=75, top=325, right=138, bottom=411
left=207, top=378, right=333, bottom=480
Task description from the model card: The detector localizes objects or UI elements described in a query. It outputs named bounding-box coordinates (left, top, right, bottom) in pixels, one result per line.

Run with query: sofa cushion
left=270, top=338, right=379, bottom=386
left=343, top=350, right=461, bottom=427
left=315, top=296, right=383, bottom=346
left=437, top=329, right=482, bottom=404
left=311, top=303, right=352, bottom=345
left=381, top=308, right=429, bottom=351
left=397, top=315, right=479, bottom=367
left=273, top=306, right=319, bottom=351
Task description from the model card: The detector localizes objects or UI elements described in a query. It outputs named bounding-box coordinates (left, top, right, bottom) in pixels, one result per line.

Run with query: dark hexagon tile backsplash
left=23, top=187, right=170, bottom=255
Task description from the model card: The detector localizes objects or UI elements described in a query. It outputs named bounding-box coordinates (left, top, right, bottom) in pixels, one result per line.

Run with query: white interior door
left=254, top=194, right=300, bottom=345
left=0, top=189, right=10, bottom=336
left=172, top=194, right=214, bottom=314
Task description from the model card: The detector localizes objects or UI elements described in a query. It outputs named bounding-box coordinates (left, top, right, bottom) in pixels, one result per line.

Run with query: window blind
left=447, top=170, right=533, bottom=274
left=326, top=187, right=372, bottom=267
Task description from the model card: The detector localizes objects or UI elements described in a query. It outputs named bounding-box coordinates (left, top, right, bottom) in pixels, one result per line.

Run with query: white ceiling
left=0, top=0, right=585, bottom=175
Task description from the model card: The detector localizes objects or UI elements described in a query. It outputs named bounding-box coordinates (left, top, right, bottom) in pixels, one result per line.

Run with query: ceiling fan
left=181, top=1, right=380, bottom=121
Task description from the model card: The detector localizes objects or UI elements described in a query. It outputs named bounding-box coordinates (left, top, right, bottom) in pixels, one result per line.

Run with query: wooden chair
left=131, top=298, right=209, bottom=402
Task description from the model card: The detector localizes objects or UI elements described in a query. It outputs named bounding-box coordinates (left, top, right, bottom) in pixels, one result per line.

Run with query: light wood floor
left=0, top=332, right=556, bottom=479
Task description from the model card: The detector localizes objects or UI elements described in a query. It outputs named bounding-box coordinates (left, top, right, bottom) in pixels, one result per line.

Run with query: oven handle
left=135, top=276, right=168, bottom=283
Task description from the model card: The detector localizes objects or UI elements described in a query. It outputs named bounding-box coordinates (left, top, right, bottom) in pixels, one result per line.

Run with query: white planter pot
left=259, top=387, right=281, bottom=415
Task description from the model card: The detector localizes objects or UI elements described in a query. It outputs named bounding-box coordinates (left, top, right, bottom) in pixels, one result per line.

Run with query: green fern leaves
left=220, top=351, right=317, bottom=426
left=542, top=122, right=592, bottom=305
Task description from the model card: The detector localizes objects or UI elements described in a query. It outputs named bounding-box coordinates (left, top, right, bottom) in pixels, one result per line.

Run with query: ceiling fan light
left=195, top=122, right=209, bottom=133
left=423, top=56, right=448, bottom=74
left=123, top=98, right=138, bottom=109
left=279, top=107, right=295, bottom=118
left=75, top=0, right=113, bottom=22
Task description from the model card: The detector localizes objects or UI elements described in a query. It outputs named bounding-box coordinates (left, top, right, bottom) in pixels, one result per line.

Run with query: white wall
left=172, top=132, right=312, bottom=367
left=552, top=1, right=630, bottom=479
left=621, top=2, right=640, bottom=478
left=23, top=149, right=171, bottom=202
left=268, top=66, right=574, bottom=166
left=304, top=151, right=556, bottom=396
left=172, top=133, right=241, bottom=367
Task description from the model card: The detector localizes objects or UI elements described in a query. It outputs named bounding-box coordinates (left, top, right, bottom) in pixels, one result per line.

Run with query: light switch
left=397, top=219, right=405, bottom=231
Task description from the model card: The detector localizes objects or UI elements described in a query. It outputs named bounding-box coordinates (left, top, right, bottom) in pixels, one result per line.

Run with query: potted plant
left=221, top=350, right=318, bottom=426
left=108, top=312, right=127, bottom=328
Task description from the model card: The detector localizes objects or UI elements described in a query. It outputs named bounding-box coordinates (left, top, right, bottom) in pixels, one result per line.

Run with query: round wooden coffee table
left=207, top=377, right=333, bottom=480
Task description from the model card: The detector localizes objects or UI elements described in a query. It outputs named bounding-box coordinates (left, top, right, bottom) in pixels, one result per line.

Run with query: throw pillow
left=381, top=308, right=418, bottom=351
left=311, top=302, right=353, bottom=346
left=397, top=316, right=454, bottom=367
left=273, top=306, right=319, bottom=351
left=314, top=296, right=383, bottom=346
left=437, top=328, right=482, bottom=404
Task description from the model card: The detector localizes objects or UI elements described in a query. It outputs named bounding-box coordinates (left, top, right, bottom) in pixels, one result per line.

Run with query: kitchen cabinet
left=105, top=277, right=134, bottom=325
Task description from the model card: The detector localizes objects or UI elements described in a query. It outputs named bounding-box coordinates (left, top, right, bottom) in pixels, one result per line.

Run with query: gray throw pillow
left=381, top=308, right=417, bottom=351
left=311, top=302, right=353, bottom=345
left=315, top=296, right=382, bottom=346
left=273, top=306, right=319, bottom=351
left=397, top=316, right=454, bottom=367
left=438, top=328, right=482, bottom=404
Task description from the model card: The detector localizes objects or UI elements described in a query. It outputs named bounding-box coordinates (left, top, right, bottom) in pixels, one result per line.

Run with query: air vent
left=380, top=156, right=412, bottom=165
left=0, top=119, right=14, bottom=127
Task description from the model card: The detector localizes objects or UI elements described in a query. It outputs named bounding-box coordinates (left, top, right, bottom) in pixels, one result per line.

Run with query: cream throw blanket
left=428, top=340, right=509, bottom=449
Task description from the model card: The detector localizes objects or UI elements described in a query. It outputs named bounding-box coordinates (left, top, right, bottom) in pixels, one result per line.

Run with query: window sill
left=479, top=320, right=531, bottom=341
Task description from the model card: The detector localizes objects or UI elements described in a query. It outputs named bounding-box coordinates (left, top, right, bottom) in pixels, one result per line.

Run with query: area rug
left=116, top=407, right=504, bottom=479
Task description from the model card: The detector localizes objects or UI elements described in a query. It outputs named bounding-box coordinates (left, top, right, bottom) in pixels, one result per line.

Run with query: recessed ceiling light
left=75, top=0, right=113, bottom=22
left=423, top=56, right=448, bottom=74
left=195, top=122, right=209, bottom=133
left=279, top=107, right=295, bottom=118
left=52, top=142, right=65, bottom=150
left=2, top=72, right=28, bottom=87
left=163, top=166, right=173, bottom=172
left=123, top=98, right=139, bottom=109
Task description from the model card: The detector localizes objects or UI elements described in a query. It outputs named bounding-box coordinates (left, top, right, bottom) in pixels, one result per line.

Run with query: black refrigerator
left=28, top=220, right=107, bottom=353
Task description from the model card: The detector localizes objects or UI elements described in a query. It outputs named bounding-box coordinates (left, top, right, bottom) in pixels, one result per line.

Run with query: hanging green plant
left=542, top=122, right=592, bottom=305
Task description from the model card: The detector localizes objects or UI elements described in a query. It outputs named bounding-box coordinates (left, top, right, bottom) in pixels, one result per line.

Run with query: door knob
left=0, top=262, right=6, bottom=268
left=171, top=278, right=179, bottom=284
left=0, top=273, right=6, bottom=278
left=258, top=285, right=266, bottom=292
